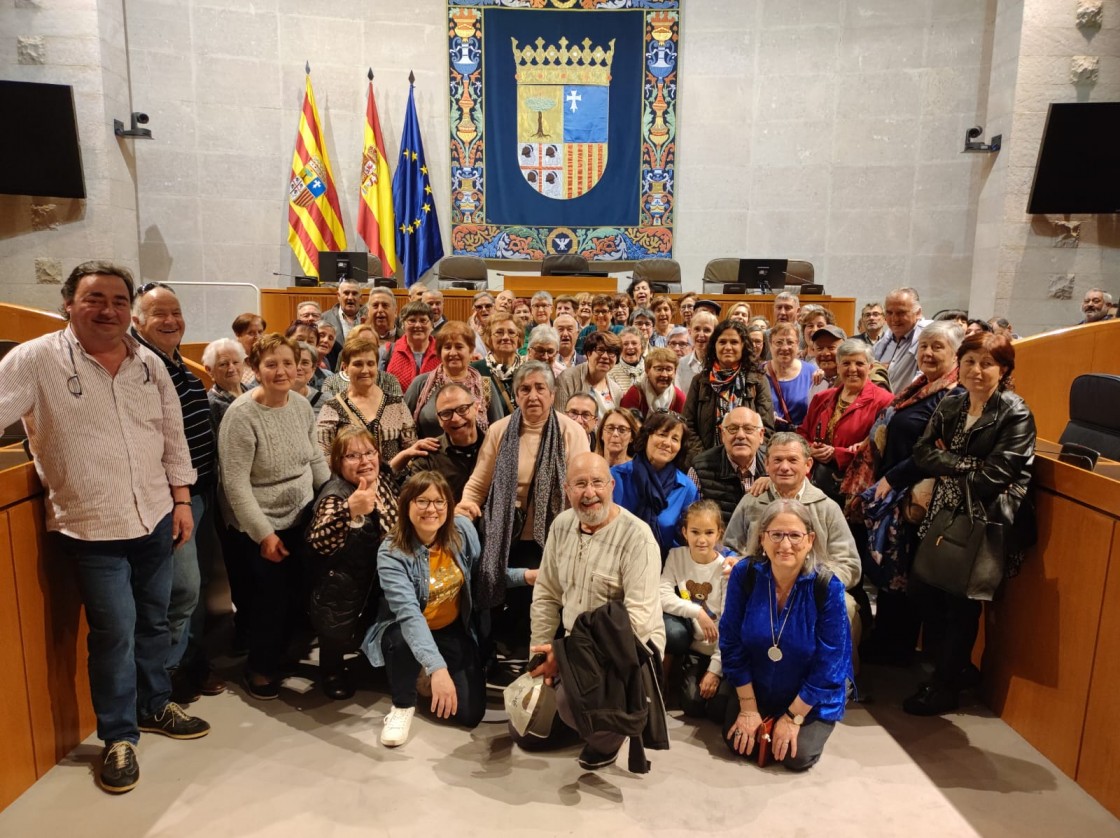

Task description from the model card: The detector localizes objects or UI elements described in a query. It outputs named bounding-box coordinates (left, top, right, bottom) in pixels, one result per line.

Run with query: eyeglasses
left=566, top=409, right=596, bottom=421
left=763, top=530, right=808, bottom=545
left=343, top=451, right=378, bottom=463
left=668, top=341, right=691, bottom=349
left=473, top=303, right=493, bottom=310
left=569, top=479, right=610, bottom=491
left=436, top=403, right=474, bottom=422
left=136, top=281, right=172, bottom=296
left=723, top=424, right=762, bottom=435
left=412, top=498, right=448, bottom=510
left=601, top=424, right=631, bottom=436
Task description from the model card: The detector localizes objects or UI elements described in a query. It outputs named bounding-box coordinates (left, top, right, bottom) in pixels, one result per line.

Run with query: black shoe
left=244, top=672, right=281, bottom=701
left=577, top=743, right=620, bottom=771
left=170, top=668, right=202, bottom=705
left=99, top=741, right=139, bottom=794
left=903, top=683, right=959, bottom=716
left=321, top=670, right=354, bottom=701
left=138, top=702, right=211, bottom=739
left=954, top=663, right=982, bottom=691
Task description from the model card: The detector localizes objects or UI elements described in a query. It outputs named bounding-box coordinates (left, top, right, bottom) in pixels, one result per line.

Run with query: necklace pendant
left=767, top=645, right=783, bottom=662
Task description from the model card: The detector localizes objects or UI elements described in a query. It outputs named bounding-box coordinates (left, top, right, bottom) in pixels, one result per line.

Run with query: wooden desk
left=501, top=274, right=617, bottom=296
left=260, top=289, right=479, bottom=336
left=980, top=447, right=1120, bottom=818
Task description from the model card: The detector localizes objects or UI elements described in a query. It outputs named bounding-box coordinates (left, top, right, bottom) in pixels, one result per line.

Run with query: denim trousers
left=167, top=492, right=207, bottom=670
left=381, top=620, right=486, bottom=728
left=58, top=513, right=174, bottom=744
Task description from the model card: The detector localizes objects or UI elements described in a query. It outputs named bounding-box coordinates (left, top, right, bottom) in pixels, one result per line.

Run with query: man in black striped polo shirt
left=132, top=283, right=223, bottom=703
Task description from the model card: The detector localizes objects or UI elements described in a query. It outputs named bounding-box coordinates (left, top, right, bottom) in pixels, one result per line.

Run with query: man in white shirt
left=872, top=287, right=931, bottom=393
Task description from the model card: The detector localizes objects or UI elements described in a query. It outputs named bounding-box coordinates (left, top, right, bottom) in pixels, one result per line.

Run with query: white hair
left=202, top=337, right=246, bottom=369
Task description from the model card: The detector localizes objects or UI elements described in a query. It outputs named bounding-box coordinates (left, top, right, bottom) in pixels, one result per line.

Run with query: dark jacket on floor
left=553, top=600, right=669, bottom=773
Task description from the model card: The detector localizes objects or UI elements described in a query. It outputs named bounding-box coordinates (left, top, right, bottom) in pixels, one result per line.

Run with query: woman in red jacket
left=798, top=339, right=893, bottom=504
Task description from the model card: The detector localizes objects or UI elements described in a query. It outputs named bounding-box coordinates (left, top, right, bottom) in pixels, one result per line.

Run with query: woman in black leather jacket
left=306, top=426, right=399, bottom=700
left=906, top=332, right=1036, bottom=716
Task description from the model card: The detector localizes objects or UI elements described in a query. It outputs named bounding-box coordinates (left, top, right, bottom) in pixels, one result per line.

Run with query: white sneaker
left=380, top=705, right=415, bottom=747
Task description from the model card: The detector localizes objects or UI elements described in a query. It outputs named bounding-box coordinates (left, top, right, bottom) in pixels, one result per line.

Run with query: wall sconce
left=114, top=112, right=152, bottom=139
left=963, top=125, right=1000, bottom=153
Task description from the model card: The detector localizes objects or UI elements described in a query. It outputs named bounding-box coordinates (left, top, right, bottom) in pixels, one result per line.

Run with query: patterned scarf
left=486, top=352, right=522, bottom=383
left=708, top=362, right=748, bottom=424
left=637, top=373, right=675, bottom=414
left=476, top=408, right=567, bottom=609
left=412, top=365, right=490, bottom=434
left=841, top=369, right=959, bottom=514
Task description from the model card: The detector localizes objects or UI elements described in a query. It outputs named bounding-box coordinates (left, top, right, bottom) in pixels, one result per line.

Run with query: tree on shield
left=526, top=97, right=556, bottom=139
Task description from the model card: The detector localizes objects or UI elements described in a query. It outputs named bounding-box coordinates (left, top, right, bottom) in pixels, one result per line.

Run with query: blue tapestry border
left=447, top=2, right=678, bottom=261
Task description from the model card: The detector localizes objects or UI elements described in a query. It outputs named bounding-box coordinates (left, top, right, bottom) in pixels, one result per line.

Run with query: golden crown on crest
left=512, top=36, right=615, bottom=86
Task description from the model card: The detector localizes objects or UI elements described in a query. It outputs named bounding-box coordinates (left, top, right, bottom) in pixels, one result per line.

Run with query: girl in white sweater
left=660, top=500, right=734, bottom=721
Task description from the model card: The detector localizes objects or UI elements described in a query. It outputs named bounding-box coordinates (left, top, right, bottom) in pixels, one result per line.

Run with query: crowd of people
left=0, top=262, right=1055, bottom=793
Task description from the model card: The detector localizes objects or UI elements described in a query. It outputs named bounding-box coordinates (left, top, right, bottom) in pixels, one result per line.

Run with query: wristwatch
left=785, top=709, right=805, bottom=726
left=348, top=514, right=366, bottom=529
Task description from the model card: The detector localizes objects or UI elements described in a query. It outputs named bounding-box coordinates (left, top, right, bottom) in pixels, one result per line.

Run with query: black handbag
left=912, top=481, right=1004, bottom=600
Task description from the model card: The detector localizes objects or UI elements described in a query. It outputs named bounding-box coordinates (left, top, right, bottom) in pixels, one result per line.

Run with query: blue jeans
left=168, top=493, right=205, bottom=669
left=58, top=513, right=174, bottom=744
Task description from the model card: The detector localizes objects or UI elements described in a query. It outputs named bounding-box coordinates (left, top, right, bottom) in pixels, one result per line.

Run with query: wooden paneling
left=983, top=487, right=1114, bottom=777
left=1013, top=320, right=1120, bottom=441
left=0, top=303, right=66, bottom=344
left=8, top=498, right=95, bottom=775
left=260, top=289, right=477, bottom=338
left=0, top=511, right=37, bottom=810
left=1077, top=523, right=1120, bottom=818
left=502, top=274, right=616, bottom=295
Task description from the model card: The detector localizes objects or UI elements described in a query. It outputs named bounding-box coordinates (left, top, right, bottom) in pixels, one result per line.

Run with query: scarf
left=637, top=373, right=675, bottom=415
left=486, top=352, right=522, bottom=383
left=629, top=452, right=678, bottom=552
left=708, top=362, right=749, bottom=424
left=841, top=368, right=959, bottom=519
left=413, top=365, right=490, bottom=434
left=476, top=408, right=567, bottom=608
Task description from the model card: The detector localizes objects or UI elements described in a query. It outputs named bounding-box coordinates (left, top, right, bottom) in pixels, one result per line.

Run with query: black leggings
left=381, top=620, right=486, bottom=728
left=910, top=576, right=982, bottom=686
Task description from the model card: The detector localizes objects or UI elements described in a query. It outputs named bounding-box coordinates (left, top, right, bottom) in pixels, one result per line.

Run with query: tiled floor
left=2, top=659, right=1117, bottom=837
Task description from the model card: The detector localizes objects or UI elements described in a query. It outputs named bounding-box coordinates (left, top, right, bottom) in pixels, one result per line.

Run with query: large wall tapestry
left=447, top=0, right=680, bottom=262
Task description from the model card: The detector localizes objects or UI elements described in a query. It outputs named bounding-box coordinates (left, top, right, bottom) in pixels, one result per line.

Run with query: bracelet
left=173, top=500, right=192, bottom=507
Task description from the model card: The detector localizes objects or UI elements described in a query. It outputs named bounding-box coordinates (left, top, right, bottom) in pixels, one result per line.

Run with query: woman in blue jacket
left=362, top=472, right=499, bottom=748
left=720, top=499, right=852, bottom=771
left=611, top=410, right=699, bottom=562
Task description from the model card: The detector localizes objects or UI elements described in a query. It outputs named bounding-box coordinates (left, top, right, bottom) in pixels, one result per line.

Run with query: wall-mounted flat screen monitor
left=0, top=81, right=86, bottom=199
left=1027, top=102, right=1120, bottom=214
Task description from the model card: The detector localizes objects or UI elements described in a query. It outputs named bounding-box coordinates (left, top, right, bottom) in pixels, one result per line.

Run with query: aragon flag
left=287, top=64, right=346, bottom=278
left=357, top=69, right=397, bottom=276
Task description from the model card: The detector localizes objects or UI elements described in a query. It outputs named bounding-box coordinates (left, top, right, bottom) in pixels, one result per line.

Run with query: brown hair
left=391, top=471, right=461, bottom=554
left=435, top=321, right=475, bottom=351
left=399, top=300, right=433, bottom=323
left=248, top=332, right=298, bottom=369
left=594, top=407, right=640, bottom=459
left=232, top=312, right=266, bottom=336
left=591, top=294, right=614, bottom=311
left=61, top=261, right=135, bottom=316
left=769, top=321, right=800, bottom=342
left=683, top=499, right=724, bottom=532
left=957, top=331, right=1016, bottom=390
left=798, top=305, right=835, bottom=326
left=650, top=295, right=674, bottom=313
left=340, top=337, right=380, bottom=367
left=644, top=347, right=679, bottom=371
left=634, top=410, right=691, bottom=471
left=330, top=425, right=379, bottom=476
left=583, top=329, right=621, bottom=356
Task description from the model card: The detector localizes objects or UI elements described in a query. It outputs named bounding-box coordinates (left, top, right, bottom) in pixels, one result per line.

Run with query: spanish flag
left=287, top=64, right=346, bottom=277
left=357, top=69, right=397, bottom=276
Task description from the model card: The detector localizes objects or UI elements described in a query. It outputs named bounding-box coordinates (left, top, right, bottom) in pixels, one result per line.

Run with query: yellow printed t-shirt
left=422, top=545, right=463, bottom=631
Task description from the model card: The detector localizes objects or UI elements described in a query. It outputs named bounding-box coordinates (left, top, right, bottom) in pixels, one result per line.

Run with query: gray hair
left=668, top=325, right=691, bottom=343
left=368, top=287, right=396, bottom=306
left=744, top=499, right=830, bottom=579
left=512, top=359, right=555, bottom=393
left=774, top=290, right=799, bottom=305
left=527, top=324, right=559, bottom=348
left=835, top=338, right=874, bottom=364
left=131, top=281, right=176, bottom=322
left=472, top=290, right=495, bottom=305
left=918, top=320, right=964, bottom=354
left=531, top=290, right=554, bottom=305
left=619, top=325, right=643, bottom=340
left=297, top=340, right=319, bottom=366
left=202, top=337, right=246, bottom=369
left=297, top=300, right=322, bottom=314
left=422, top=289, right=444, bottom=302
left=630, top=307, right=654, bottom=323
left=767, top=431, right=811, bottom=459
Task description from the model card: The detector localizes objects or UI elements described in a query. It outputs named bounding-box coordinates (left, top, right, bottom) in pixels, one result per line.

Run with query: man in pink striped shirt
left=0, top=261, right=210, bottom=794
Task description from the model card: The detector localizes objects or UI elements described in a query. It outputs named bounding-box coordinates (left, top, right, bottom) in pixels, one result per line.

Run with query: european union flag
left=393, top=79, right=444, bottom=287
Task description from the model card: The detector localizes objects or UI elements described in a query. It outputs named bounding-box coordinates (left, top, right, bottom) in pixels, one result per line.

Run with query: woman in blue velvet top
left=611, top=411, right=699, bottom=562
left=719, top=499, right=852, bottom=771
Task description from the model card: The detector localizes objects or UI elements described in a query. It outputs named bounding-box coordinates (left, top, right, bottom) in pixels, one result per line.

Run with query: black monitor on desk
left=737, top=259, right=788, bottom=293
left=549, top=270, right=612, bottom=278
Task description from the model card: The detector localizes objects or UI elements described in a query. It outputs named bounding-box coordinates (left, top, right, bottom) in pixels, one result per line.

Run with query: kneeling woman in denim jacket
left=362, top=472, right=489, bottom=748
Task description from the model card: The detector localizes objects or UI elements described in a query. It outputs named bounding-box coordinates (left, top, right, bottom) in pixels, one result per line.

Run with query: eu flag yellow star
left=422, top=203, right=431, bottom=213
left=420, top=165, right=428, bottom=175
